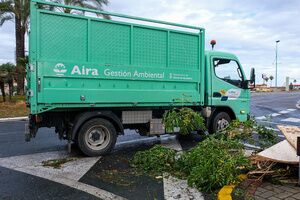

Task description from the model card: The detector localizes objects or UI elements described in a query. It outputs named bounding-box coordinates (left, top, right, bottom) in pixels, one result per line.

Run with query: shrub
left=131, top=145, right=176, bottom=175
left=162, top=108, right=206, bottom=135
left=177, top=137, right=250, bottom=192
left=217, top=119, right=279, bottom=149
left=131, top=138, right=250, bottom=192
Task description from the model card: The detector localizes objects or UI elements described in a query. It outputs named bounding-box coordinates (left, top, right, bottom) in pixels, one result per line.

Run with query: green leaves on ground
left=177, top=137, right=250, bottom=192
left=216, top=119, right=279, bottom=150
left=131, top=138, right=250, bottom=192
left=131, top=145, right=176, bottom=175
left=132, top=117, right=279, bottom=192
left=162, top=108, right=206, bottom=135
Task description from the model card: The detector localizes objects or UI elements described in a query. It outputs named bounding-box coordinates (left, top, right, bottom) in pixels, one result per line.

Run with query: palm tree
left=51, top=0, right=110, bottom=19
left=0, top=62, right=15, bottom=101
left=0, top=0, right=110, bottom=96
left=265, top=77, right=269, bottom=86
left=269, top=75, right=274, bottom=87
left=0, top=69, right=7, bottom=102
left=0, top=0, right=30, bottom=95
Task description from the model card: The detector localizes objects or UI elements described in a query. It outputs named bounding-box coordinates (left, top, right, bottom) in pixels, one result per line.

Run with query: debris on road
left=255, top=140, right=299, bottom=164
left=42, top=157, right=77, bottom=169
left=278, top=125, right=300, bottom=149
left=252, top=125, right=300, bottom=164
left=249, top=125, right=300, bottom=182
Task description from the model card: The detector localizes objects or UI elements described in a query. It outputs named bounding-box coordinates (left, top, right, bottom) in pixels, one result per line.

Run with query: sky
left=0, top=0, right=299, bottom=85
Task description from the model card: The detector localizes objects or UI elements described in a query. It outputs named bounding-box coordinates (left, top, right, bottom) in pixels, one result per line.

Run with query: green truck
left=26, top=0, right=255, bottom=156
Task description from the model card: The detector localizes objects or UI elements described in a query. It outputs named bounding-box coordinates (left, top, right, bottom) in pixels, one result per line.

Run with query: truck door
left=210, top=57, right=249, bottom=121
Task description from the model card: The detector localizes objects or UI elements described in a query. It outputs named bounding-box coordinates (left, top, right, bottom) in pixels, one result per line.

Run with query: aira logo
left=54, top=63, right=99, bottom=76
left=53, top=63, right=67, bottom=76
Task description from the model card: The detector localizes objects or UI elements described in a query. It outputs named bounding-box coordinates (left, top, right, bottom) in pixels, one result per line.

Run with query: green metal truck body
left=26, top=0, right=254, bottom=156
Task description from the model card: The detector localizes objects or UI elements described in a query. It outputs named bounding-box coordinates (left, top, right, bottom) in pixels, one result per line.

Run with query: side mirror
left=249, top=68, right=255, bottom=89
left=242, top=68, right=255, bottom=89
left=250, top=68, right=255, bottom=84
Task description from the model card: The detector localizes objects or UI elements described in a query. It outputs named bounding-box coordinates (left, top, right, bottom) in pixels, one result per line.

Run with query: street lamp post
left=275, top=40, right=280, bottom=87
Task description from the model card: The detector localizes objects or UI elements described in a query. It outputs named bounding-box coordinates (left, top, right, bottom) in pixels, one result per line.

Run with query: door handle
left=213, top=92, right=221, bottom=97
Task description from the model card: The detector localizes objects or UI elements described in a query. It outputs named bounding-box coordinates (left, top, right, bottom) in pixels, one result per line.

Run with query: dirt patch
left=42, top=157, right=77, bottom=169
left=0, top=96, right=28, bottom=118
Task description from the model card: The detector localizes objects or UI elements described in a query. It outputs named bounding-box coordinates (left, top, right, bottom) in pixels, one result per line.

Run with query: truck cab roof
left=205, top=51, right=239, bottom=60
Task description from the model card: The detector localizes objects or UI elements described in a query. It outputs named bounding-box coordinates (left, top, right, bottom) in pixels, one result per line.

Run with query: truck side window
left=214, top=58, right=243, bottom=88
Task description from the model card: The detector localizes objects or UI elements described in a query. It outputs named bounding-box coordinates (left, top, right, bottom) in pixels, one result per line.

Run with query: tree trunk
left=0, top=80, right=6, bottom=102
left=15, top=15, right=26, bottom=95
left=8, top=79, right=13, bottom=100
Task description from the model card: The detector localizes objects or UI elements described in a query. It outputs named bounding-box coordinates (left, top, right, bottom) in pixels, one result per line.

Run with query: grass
left=0, top=95, right=29, bottom=118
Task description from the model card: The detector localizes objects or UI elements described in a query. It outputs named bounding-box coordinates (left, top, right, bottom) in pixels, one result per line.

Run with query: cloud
left=1, top=0, right=299, bottom=85
left=0, top=21, right=15, bottom=63
left=107, top=0, right=300, bottom=85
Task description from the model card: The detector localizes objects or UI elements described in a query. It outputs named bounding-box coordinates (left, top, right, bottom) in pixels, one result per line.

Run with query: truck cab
left=204, top=51, right=253, bottom=132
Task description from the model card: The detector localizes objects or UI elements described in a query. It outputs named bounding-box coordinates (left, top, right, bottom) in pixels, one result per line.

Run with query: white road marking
left=163, top=174, right=204, bottom=200
left=0, top=116, right=28, bottom=122
left=116, top=134, right=173, bottom=147
left=265, top=127, right=280, bottom=132
left=296, top=100, right=300, bottom=109
left=160, top=136, right=183, bottom=151
left=271, top=113, right=281, bottom=117
left=286, top=108, right=297, bottom=111
left=255, top=116, right=267, bottom=120
left=278, top=109, right=296, bottom=114
left=160, top=137, right=205, bottom=199
left=255, top=108, right=297, bottom=121
left=258, top=120, right=290, bottom=125
left=281, top=118, right=300, bottom=123
left=243, top=143, right=261, bottom=150
left=0, top=151, right=125, bottom=200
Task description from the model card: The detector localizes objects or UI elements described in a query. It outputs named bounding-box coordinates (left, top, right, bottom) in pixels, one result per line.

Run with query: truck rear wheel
left=78, top=118, right=117, bottom=156
left=211, top=112, right=231, bottom=133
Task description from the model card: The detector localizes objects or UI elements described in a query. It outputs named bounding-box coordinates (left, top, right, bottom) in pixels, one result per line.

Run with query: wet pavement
left=80, top=144, right=164, bottom=200
left=0, top=91, right=299, bottom=199
left=0, top=165, right=100, bottom=200
left=254, top=182, right=300, bottom=200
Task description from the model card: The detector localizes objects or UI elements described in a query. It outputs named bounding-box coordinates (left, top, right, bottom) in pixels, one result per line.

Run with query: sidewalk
left=254, top=182, right=300, bottom=200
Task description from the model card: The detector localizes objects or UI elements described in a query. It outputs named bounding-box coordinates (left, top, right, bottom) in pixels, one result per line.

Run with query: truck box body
left=28, top=0, right=205, bottom=114
left=26, top=0, right=253, bottom=156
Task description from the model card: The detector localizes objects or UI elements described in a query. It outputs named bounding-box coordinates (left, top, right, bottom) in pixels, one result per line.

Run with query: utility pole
left=275, top=40, right=280, bottom=87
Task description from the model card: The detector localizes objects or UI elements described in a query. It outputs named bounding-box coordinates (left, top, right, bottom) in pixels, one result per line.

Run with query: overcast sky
left=0, top=0, right=299, bottom=85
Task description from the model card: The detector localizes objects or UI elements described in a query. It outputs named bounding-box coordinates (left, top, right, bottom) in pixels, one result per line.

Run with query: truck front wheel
left=78, top=118, right=117, bottom=156
left=211, top=112, right=231, bottom=133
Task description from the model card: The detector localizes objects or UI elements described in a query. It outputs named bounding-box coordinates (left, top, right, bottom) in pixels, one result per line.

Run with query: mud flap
left=24, top=123, right=31, bottom=142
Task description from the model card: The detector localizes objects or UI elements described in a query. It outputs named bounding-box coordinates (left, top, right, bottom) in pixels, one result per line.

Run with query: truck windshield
left=214, top=58, right=243, bottom=88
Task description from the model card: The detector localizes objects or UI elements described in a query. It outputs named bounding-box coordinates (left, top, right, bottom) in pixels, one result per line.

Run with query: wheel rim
left=84, top=125, right=111, bottom=151
left=216, top=118, right=229, bottom=131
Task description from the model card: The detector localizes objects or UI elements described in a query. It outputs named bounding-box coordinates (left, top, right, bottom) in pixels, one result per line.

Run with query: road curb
left=0, top=116, right=28, bottom=122
left=218, top=174, right=247, bottom=200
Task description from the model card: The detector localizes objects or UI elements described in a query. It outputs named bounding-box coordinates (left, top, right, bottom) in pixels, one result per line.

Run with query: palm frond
left=0, top=12, right=13, bottom=25
left=48, top=0, right=111, bottom=19
left=0, top=0, right=14, bottom=12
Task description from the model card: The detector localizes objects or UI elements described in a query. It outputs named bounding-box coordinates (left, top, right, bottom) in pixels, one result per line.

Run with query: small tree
left=0, top=63, right=16, bottom=101
left=0, top=67, right=7, bottom=102
left=265, top=77, right=269, bottom=86
left=269, top=75, right=274, bottom=87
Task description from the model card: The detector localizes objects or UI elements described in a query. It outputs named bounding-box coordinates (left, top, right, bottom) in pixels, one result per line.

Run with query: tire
left=210, top=112, right=231, bottom=133
left=77, top=118, right=117, bottom=157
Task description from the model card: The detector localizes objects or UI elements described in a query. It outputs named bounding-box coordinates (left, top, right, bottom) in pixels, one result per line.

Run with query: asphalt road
left=251, top=91, right=300, bottom=127
left=0, top=91, right=299, bottom=199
